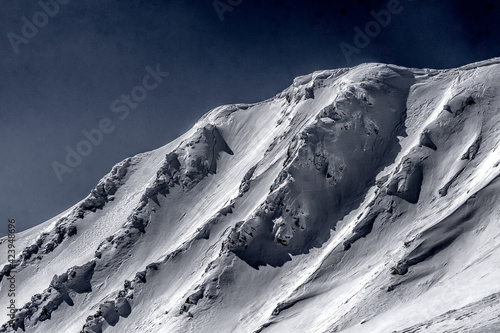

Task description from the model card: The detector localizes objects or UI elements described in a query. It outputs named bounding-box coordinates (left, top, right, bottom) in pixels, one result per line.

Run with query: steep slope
left=1, top=58, right=500, bottom=333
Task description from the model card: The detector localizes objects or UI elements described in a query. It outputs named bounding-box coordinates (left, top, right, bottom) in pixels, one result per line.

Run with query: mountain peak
left=1, top=59, right=500, bottom=333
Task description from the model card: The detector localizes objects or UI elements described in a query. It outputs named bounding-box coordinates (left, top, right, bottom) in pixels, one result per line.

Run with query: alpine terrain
left=1, top=58, right=500, bottom=333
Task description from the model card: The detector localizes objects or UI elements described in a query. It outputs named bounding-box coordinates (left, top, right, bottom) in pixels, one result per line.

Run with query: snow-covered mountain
left=1, top=58, right=500, bottom=333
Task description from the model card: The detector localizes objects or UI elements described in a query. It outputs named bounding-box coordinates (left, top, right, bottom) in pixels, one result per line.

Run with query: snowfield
left=1, top=58, right=500, bottom=333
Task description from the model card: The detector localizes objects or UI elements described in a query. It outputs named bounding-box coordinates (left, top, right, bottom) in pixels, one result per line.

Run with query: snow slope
left=1, top=58, right=500, bottom=333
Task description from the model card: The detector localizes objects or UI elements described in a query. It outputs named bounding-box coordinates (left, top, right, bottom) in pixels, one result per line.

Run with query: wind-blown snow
left=1, top=58, right=500, bottom=333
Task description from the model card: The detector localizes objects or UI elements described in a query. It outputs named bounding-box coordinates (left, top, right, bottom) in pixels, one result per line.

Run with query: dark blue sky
left=1, top=0, right=499, bottom=235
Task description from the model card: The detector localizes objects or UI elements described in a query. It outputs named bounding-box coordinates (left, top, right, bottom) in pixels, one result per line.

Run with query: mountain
left=1, top=58, right=500, bottom=333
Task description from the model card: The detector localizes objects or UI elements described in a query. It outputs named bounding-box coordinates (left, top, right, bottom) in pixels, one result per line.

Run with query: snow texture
left=1, top=58, right=500, bottom=333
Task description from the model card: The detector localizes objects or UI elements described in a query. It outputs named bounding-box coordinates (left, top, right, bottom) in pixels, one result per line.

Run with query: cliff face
left=1, top=58, right=500, bottom=333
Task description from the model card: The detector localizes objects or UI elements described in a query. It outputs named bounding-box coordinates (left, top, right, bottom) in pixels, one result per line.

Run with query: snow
left=1, top=59, right=499, bottom=332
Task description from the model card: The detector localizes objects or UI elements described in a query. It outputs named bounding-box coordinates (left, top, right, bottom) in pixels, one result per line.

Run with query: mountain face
left=1, top=59, right=500, bottom=333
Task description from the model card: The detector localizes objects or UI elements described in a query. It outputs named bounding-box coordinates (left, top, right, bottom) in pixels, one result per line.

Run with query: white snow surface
left=1, top=58, right=500, bottom=333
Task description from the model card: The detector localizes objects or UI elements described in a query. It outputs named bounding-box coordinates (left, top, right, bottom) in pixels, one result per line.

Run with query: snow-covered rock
left=1, top=58, right=500, bottom=333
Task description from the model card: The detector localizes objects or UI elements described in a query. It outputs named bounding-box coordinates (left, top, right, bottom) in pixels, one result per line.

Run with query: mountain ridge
left=1, top=58, right=500, bottom=332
